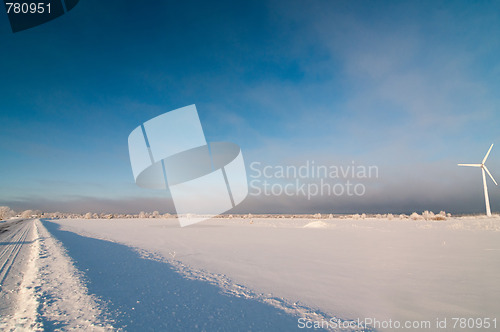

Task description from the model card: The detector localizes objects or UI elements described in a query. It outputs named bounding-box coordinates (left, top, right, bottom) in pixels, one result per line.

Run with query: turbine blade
left=458, top=164, right=482, bottom=167
left=482, top=143, right=494, bottom=164
left=483, top=165, right=498, bottom=185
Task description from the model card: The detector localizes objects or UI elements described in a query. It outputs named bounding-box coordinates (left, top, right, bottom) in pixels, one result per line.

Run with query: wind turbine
left=458, top=144, right=498, bottom=217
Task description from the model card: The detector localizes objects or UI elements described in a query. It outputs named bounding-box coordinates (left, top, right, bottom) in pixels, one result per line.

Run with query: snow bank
left=303, top=220, right=330, bottom=228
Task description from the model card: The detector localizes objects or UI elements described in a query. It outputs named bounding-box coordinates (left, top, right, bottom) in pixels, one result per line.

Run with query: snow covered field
left=55, top=216, right=500, bottom=331
left=1, top=216, right=500, bottom=331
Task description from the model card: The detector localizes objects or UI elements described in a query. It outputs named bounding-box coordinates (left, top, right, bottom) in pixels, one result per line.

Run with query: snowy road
left=0, top=219, right=31, bottom=290
left=0, top=219, right=112, bottom=331
left=0, top=218, right=34, bottom=323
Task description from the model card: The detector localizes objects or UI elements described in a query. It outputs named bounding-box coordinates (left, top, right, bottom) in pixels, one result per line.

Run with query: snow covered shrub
left=328, top=214, right=333, bottom=219
left=353, top=214, right=360, bottom=220
left=0, top=206, right=15, bottom=220
left=432, top=211, right=447, bottom=221
left=399, top=214, right=408, bottom=220
left=84, top=212, right=92, bottom=219
left=361, top=213, right=366, bottom=219
left=422, top=210, right=435, bottom=220
left=410, top=212, right=423, bottom=220
left=20, top=210, right=33, bottom=218
left=375, top=214, right=382, bottom=219
left=387, top=213, right=394, bottom=220
left=314, top=213, right=322, bottom=219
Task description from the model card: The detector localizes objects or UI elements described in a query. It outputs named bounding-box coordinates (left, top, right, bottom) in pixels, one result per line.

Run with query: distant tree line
left=1, top=206, right=455, bottom=221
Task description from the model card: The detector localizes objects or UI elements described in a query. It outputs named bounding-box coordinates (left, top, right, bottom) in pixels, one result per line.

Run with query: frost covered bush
left=84, top=212, right=92, bottom=219
left=432, top=211, right=447, bottom=221
left=422, top=210, right=435, bottom=220
left=0, top=206, right=15, bottom=220
left=387, top=213, right=394, bottom=220
left=361, top=213, right=366, bottom=219
left=399, top=214, right=408, bottom=220
left=410, top=212, right=423, bottom=220
left=20, top=209, right=33, bottom=218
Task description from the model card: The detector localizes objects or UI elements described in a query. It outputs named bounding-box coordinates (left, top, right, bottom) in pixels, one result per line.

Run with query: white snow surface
left=0, top=219, right=113, bottom=331
left=52, top=216, right=500, bottom=329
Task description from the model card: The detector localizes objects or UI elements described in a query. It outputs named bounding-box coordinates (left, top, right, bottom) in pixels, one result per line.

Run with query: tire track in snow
left=0, top=219, right=40, bottom=330
left=0, top=220, right=31, bottom=288
left=0, top=220, right=116, bottom=331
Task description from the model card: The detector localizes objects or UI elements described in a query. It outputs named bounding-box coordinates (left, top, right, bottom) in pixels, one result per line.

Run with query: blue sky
left=1, top=0, right=499, bottom=214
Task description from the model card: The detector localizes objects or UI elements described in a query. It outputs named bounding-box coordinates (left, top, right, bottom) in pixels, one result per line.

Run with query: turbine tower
left=458, top=144, right=498, bottom=217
